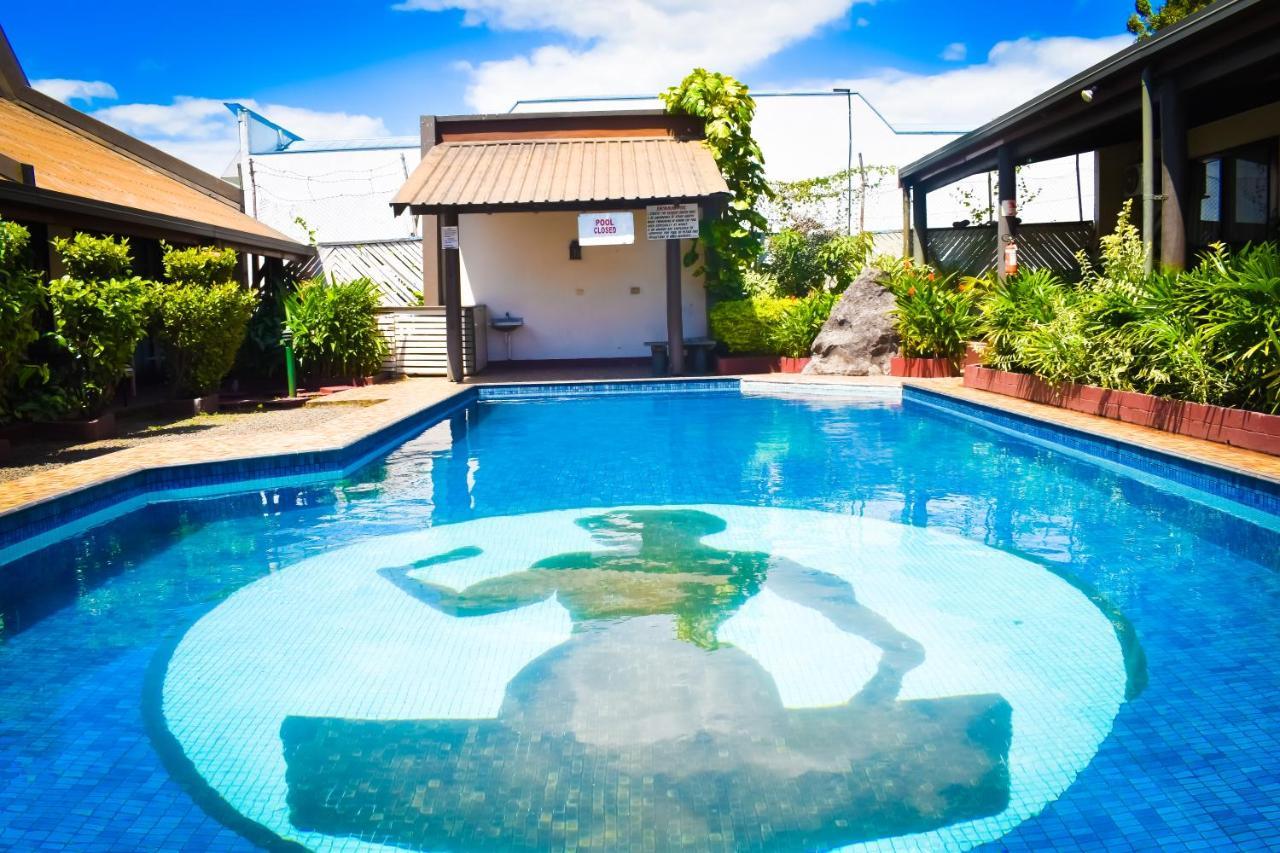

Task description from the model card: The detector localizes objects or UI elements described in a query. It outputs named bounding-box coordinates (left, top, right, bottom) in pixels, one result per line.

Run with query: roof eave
left=393, top=192, right=731, bottom=216
left=0, top=182, right=312, bottom=259
left=898, top=0, right=1264, bottom=188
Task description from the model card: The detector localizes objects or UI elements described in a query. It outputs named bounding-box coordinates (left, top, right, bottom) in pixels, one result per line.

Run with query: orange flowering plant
left=885, top=261, right=980, bottom=361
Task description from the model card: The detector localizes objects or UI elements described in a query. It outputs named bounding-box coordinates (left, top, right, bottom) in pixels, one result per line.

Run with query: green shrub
left=886, top=262, right=980, bottom=361
left=709, top=296, right=790, bottom=354
left=284, top=276, right=388, bottom=380
left=51, top=232, right=133, bottom=280
left=152, top=281, right=257, bottom=396
left=161, top=243, right=238, bottom=287
left=152, top=243, right=255, bottom=397
left=765, top=227, right=872, bottom=297
left=0, top=219, right=44, bottom=421
left=46, top=275, right=149, bottom=417
left=42, top=234, right=149, bottom=419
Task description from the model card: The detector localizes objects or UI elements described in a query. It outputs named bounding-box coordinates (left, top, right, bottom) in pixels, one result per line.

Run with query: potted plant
left=886, top=262, right=979, bottom=378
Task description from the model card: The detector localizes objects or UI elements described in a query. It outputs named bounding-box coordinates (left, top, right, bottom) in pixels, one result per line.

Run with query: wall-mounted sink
left=490, top=312, right=524, bottom=360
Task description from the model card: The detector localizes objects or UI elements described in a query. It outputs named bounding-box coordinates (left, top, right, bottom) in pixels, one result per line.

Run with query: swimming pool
left=1, top=381, right=1277, bottom=851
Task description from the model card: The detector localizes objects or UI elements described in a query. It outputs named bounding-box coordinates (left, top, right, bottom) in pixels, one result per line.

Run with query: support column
left=911, top=186, right=928, bottom=264
left=997, top=146, right=1017, bottom=280
left=901, top=188, right=911, bottom=259
left=419, top=116, right=442, bottom=305
left=1159, top=77, right=1188, bottom=271
left=441, top=209, right=463, bottom=383
left=666, top=237, right=685, bottom=376
left=1140, top=68, right=1155, bottom=274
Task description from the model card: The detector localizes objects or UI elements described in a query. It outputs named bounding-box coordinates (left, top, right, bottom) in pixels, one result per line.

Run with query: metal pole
left=666, top=238, right=685, bottom=375
left=1074, top=154, right=1084, bottom=222
left=857, top=152, right=866, bottom=234
left=1140, top=68, right=1155, bottom=275
left=281, top=328, right=297, bottom=398
left=845, top=92, right=853, bottom=235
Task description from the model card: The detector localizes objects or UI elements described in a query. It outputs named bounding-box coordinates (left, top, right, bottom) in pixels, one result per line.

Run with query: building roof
left=898, top=0, right=1280, bottom=192
left=392, top=136, right=729, bottom=214
left=0, top=27, right=307, bottom=258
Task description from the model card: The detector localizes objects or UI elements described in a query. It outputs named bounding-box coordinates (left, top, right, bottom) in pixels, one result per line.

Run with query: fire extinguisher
left=1003, top=240, right=1018, bottom=277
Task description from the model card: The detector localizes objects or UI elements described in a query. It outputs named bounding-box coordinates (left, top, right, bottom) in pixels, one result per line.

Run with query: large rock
left=804, top=268, right=900, bottom=375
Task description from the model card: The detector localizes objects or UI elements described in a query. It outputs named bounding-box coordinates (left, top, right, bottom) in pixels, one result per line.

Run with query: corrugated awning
left=392, top=137, right=730, bottom=214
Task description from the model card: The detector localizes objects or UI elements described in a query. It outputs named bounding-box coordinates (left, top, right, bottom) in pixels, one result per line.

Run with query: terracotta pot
left=890, top=356, right=958, bottom=378
left=963, top=365, right=1280, bottom=456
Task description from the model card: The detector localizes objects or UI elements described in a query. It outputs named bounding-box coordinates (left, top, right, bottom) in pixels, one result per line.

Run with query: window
left=1193, top=142, right=1276, bottom=249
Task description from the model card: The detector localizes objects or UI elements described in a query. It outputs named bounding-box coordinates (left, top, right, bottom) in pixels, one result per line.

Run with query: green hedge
left=708, top=292, right=836, bottom=357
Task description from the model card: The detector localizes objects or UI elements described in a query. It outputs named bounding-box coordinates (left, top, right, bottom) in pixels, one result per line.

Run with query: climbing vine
left=661, top=68, right=771, bottom=299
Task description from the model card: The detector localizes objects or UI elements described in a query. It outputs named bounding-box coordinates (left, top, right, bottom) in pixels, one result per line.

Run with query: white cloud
left=940, top=42, right=966, bottom=61
left=830, top=34, right=1131, bottom=130
left=31, top=78, right=118, bottom=103
left=87, top=96, right=390, bottom=175
left=855, top=16, right=870, bottom=27
left=395, top=0, right=869, bottom=111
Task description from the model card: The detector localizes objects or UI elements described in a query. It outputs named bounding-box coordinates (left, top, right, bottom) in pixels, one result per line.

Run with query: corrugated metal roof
left=393, top=137, right=729, bottom=212
left=0, top=98, right=299, bottom=248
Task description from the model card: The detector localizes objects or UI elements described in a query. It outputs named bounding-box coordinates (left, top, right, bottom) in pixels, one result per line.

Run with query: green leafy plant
left=152, top=244, right=256, bottom=397
left=51, top=232, right=133, bottom=280
left=0, top=219, right=45, bottom=421
left=708, top=296, right=790, bottom=354
left=765, top=225, right=873, bottom=297
left=284, top=276, right=388, bottom=381
left=45, top=234, right=149, bottom=419
left=886, top=261, right=980, bottom=361
left=768, top=292, right=838, bottom=358
left=661, top=69, right=771, bottom=298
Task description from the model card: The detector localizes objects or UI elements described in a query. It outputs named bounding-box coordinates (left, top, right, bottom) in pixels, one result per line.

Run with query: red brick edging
left=963, top=365, right=1280, bottom=456
left=890, top=357, right=958, bottom=378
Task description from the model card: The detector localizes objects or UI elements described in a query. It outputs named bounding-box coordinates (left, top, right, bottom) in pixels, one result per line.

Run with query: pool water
left=1, top=386, right=1278, bottom=851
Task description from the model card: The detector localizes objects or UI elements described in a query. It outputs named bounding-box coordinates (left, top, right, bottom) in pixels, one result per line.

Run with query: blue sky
left=2, top=0, right=1136, bottom=173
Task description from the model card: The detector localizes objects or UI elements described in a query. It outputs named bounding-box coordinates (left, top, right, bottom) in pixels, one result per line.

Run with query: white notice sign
left=646, top=203, right=700, bottom=240
left=577, top=212, right=635, bottom=246
left=441, top=225, right=459, bottom=249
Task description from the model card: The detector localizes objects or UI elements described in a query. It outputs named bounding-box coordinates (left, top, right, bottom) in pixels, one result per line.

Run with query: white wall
left=458, top=210, right=705, bottom=362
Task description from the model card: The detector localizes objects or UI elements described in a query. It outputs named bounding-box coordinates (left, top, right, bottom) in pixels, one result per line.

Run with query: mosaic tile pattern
left=2, top=379, right=1279, bottom=852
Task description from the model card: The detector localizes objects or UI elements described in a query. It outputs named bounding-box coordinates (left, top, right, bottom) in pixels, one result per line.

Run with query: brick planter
left=964, top=365, right=1280, bottom=456
left=890, top=356, right=958, bottom=378
left=46, top=412, right=117, bottom=442
left=715, top=355, right=809, bottom=375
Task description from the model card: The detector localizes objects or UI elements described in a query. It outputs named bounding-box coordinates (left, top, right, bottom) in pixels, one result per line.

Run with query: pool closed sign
left=577, top=211, right=635, bottom=246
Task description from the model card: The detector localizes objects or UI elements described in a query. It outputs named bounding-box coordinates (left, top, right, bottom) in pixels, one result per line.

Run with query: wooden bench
left=644, top=337, right=717, bottom=375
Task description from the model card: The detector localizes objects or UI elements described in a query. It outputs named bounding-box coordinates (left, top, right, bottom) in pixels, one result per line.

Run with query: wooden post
left=666, top=237, right=684, bottom=376
left=419, top=116, right=442, bottom=306
left=441, top=209, right=463, bottom=383
left=1159, top=77, right=1188, bottom=271
left=1140, top=68, right=1155, bottom=275
left=997, top=146, right=1017, bottom=280
left=911, top=185, right=928, bottom=264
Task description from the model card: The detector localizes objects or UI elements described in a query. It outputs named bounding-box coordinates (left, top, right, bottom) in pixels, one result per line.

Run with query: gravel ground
left=0, top=399, right=383, bottom=484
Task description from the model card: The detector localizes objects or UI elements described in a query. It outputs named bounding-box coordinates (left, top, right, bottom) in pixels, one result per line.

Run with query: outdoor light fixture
left=569, top=239, right=582, bottom=260
left=1081, top=87, right=1097, bottom=104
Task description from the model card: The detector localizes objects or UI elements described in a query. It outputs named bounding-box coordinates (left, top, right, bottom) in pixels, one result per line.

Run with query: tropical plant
left=284, top=276, right=388, bottom=380
left=45, top=234, right=149, bottom=418
left=661, top=68, right=771, bottom=298
left=152, top=244, right=256, bottom=397
left=0, top=219, right=44, bottom=421
left=768, top=291, right=838, bottom=358
left=886, top=262, right=980, bottom=361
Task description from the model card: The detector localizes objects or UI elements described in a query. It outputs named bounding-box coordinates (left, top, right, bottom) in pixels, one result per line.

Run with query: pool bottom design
left=158, top=505, right=1131, bottom=852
